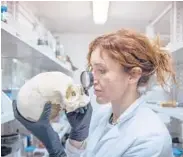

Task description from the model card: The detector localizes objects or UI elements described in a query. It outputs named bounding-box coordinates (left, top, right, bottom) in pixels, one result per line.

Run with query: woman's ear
left=128, top=67, right=142, bottom=84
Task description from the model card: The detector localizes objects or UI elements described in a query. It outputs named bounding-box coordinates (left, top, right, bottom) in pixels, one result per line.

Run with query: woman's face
left=90, top=48, right=130, bottom=104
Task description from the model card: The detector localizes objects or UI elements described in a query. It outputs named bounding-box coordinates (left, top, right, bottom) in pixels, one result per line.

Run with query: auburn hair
left=87, top=29, right=176, bottom=88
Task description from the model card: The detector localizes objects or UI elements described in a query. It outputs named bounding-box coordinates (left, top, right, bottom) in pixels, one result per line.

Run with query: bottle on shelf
left=55, top=40, right=67, bottom=63
left=1, top=2, right=8, bottom=23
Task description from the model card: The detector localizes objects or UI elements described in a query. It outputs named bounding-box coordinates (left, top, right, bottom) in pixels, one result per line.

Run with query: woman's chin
left=96, top=97, right=109, bottom=104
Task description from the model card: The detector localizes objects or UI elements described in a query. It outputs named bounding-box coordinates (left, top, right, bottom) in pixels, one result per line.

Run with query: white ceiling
left=22, top=1, right=171, bottom=34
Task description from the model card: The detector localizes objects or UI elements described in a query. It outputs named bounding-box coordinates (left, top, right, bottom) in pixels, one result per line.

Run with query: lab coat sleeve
left=123, top=133, right=173, bottom=157
left=65, top=139, right=86, bottom=157
left=89, top=105, right=107, bottom=134
left=65, top=106, right=106, bottom=157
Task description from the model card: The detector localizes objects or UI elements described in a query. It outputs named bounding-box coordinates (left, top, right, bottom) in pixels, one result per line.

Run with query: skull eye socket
left=71, top=91, right=76, bottom=96
left=66, top=85, right=73, bottom=99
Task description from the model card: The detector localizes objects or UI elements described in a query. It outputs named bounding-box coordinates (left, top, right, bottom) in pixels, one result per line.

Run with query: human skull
left=16, top=72, right=90, bottom=122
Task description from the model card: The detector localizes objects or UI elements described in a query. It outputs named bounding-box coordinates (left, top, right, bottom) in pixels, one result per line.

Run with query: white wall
left=58, top=33, right=99, bottom=70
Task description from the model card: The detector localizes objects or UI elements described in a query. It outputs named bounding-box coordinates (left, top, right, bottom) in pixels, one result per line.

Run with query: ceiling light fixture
left=92, top=1, right=110, bottom=25
left=13, top=58, right=18, bottom=63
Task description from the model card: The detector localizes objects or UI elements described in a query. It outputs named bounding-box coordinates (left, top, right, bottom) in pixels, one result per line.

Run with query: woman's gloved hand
left=66, top=103, right=93, bottom=142
left=12, top=100, right=66, bottom=157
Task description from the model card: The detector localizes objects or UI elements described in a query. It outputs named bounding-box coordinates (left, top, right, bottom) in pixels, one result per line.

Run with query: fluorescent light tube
left=92, top=1, right=109, bottom=24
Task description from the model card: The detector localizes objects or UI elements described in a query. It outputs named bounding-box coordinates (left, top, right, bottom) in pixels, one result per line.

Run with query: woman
left=13, top=29, right=175, bottom=157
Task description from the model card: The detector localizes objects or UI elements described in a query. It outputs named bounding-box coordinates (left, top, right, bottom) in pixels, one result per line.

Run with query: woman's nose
left=92, top=71, right=99, bottom=85
left=93, top=78, right=99, bottom=85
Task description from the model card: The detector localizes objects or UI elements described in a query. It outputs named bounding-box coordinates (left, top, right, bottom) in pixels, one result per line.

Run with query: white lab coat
left=65, top=95, right=173, bottom=157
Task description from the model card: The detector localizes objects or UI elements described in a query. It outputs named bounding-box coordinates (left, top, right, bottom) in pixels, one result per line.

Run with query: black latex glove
left=12, top=100, right=66, bottom=157
left=66, top=103, right=93, bottom=142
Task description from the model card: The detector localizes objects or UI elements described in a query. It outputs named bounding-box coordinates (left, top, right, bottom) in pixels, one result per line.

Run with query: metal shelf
left=1, top=21, right=73, bottom=124
left=147, top=104, right=183, bottom=121
left=1, top=21, right=73, bottom=77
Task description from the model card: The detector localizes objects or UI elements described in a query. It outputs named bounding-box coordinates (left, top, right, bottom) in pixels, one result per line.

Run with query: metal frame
left=149, top=3, right=172, bottom=27
left=146, top=2, right=183, bottom=45
left=170, top=1, right=183, bottom=43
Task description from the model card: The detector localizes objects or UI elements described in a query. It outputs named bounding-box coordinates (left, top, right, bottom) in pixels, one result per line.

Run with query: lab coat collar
left=87, top=95, right=146, bottom=151
left=117, top=94, right=146, bottom=124
left=100, top=124, right=120, bottom=142
left=87, top=108, right=111, bottom=151
left=100, top=94, right=146, bottom=142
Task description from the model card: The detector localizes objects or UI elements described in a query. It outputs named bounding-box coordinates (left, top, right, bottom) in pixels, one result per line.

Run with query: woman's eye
left=98, top=69, right=106, bottom=74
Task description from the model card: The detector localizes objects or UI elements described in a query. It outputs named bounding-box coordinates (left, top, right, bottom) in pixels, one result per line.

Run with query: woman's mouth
left=94, top=90, right=102, bottom=96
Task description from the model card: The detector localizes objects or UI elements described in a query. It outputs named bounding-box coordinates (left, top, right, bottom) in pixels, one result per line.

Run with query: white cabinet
left=1, top=91, right=14, bottom=124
